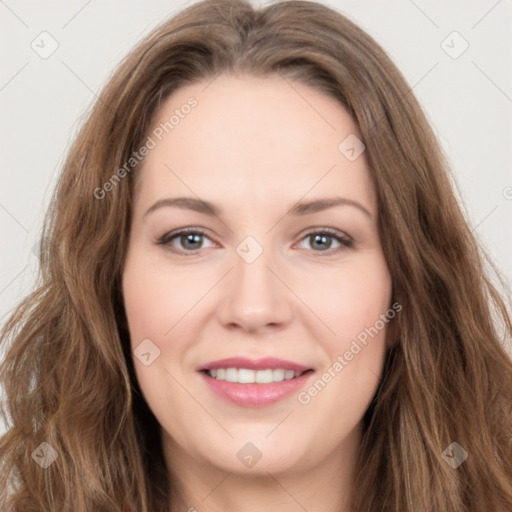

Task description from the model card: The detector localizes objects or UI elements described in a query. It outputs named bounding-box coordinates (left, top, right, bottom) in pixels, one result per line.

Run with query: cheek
left=122, top=255, right=196, bottom=427
left=122, top=254, right=201, bottom=349
left=121, top=251, right=218, bottom=408
left=292, top=254, right=392, bottom=344
left=294, top=256, right=392, bottom=416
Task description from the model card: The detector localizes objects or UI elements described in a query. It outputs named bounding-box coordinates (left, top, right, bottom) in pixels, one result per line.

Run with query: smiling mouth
left=202, top=368, right=314, bottom=384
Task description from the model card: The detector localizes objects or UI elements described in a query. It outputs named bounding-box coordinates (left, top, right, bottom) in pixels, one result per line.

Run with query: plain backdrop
left=1, top=0, right=511, bottom=435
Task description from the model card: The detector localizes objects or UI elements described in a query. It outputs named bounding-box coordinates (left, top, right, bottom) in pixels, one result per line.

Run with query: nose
left=216, top=242, right=294, bottom=335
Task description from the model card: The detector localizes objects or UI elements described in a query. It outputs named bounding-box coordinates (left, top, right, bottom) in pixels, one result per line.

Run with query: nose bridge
left=217, top=234, right=292, bottom=331
left=233, top=234, right=278, bottom=301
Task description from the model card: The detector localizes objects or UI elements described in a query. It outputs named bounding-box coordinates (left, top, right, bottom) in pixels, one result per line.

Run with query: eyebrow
left=143, top=196, right=372, bottom=219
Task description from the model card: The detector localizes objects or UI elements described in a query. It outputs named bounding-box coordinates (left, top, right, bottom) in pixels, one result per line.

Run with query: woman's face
left=122, top=73, right=393, bottom=476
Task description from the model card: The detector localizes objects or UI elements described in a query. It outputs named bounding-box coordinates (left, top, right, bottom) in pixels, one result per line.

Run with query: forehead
left=134, top=73, right=376, bottom=215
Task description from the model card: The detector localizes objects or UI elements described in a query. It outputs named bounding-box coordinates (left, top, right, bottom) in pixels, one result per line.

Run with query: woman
left=1, top=0, right=511, bottom=510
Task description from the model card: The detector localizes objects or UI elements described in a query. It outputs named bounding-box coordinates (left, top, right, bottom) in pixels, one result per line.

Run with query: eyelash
left=155, top=227, right=354, bottom=256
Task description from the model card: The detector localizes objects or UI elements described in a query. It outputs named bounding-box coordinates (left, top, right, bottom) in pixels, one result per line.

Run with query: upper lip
left=199, top=357, right=312, bottom=372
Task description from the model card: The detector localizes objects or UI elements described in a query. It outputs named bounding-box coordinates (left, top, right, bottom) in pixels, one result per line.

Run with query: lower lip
left=200, top=371, right=313, bottom=407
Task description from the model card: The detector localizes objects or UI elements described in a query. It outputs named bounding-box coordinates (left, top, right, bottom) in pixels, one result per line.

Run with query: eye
left=295, top=227, right=353, bottom=254
left=155, top=227, right=353, bottom=255
left=156, top=228, right=215, bottom=253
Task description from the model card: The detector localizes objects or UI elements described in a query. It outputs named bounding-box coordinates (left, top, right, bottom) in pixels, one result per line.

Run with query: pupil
left=312, top=234, right=331, bottom=250
left=183, top=233, right=201, bottom=249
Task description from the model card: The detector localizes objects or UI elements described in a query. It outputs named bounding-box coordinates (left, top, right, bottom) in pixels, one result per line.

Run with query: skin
left=122, top=73, right=393, bottom=512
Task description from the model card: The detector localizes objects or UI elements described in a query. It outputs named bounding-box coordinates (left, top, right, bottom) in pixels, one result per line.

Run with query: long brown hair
left=1, top=1, right=511, bottom=510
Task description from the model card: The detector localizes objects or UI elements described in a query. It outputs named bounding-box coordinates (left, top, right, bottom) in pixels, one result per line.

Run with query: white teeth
left=272, top=369, right=285, bottom=382
left=238, top=368, right=255, bottom=383
left=255, top=369, right=273, bottom=383
left=225, top=368, right=238, bottom=382
left=207, top=367, right=305, bottom=383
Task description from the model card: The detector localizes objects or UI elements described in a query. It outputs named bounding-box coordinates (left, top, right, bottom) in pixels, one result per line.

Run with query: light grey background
left=1, top=0, right=511, bottom=433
